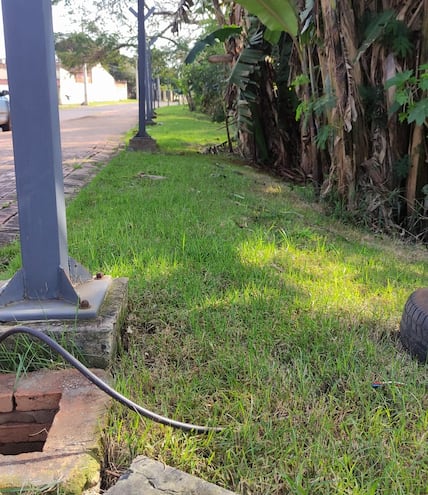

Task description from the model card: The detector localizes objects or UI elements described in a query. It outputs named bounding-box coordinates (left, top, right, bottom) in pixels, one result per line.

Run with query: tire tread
left=399, top=288, right=428, bottom=363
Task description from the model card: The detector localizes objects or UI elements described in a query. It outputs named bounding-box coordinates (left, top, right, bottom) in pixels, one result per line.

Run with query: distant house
left=0, top=60, right=128, bottom=104
left=57, top=64, right=128, bottom=105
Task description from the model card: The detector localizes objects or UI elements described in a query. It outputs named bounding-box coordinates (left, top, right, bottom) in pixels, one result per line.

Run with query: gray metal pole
left=156, top=77, right=161, bottom=107
left=146, top=51, right=152, bottom=121
left=147, top=47, right=155, bottom=121
left=0, top=0, right=110, bottom=320
left=137, top=0, right=148, bottom=137
left=83, top=62, right=89, bottom=105
left=129, top=2, right=157, bottom=150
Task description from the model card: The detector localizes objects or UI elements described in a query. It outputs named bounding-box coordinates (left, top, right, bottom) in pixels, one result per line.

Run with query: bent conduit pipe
left=0, top=326, right=223, bottom=434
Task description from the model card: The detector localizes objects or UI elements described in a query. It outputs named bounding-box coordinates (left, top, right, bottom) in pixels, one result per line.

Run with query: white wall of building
left=58, top=64, right=128, bottom=105
left=1, top=61, right=127, bottom=104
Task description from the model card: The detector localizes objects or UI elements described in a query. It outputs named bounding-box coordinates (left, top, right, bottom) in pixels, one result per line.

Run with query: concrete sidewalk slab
left=105, top=456, right=238, bottom=495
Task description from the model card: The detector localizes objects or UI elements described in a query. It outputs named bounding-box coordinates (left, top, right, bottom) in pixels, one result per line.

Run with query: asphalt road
left=0, top=102, right=138, bottom=167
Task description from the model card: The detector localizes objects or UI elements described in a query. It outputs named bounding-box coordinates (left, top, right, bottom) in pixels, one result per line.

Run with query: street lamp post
left=128, top=0, right=157, bottom=151
left=146, top=35, right=158, bottom=124
left=0, top=0, right=111, bottom=321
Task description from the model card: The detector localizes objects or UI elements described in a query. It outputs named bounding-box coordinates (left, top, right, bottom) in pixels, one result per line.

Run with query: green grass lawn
left=1, top=105, right=427, bottom=494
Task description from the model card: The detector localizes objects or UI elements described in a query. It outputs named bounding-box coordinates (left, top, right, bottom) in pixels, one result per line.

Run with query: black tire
left=399, top=288, right=428, bottom=363
left=2, top=118, right=11, bottom=132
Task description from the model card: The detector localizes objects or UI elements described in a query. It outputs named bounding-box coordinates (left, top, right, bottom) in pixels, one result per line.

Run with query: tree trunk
left=318, top=0, right=364, bottom=209
left=405, top=0, right=428, bottom=214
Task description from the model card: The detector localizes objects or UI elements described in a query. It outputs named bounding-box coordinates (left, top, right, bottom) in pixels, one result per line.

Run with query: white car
left=0, top=91, right=11, bottom=132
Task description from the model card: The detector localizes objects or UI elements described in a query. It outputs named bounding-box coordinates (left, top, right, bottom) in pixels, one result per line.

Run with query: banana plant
left=228, top=28, right=265, bottom=135
left=184, top=26, right=242, bottom=64
left=234, top=0, right=298, bottom=37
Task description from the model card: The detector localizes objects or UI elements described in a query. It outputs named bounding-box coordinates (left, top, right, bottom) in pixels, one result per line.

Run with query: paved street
left=0, top=102, right=138, bottom=245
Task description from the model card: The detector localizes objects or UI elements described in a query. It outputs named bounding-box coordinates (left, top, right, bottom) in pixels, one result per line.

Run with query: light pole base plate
left=0, top=276, right=112, bottom=321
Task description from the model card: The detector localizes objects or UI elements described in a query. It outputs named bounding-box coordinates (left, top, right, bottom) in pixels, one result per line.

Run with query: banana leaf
left=236, top=0, right=298, bottom=37
left=184, top=26, right=242, bottom=64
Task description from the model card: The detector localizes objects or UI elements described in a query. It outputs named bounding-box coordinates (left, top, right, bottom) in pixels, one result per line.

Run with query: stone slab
left=0, top=276, right=128, bottom=368
left=0, top=368, right=111, bottom=494
left=105, top=456, right=238, bottom=495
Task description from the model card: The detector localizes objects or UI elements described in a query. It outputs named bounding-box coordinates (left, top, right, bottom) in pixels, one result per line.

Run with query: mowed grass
left=1, top=105, right=427, bottom=494
left=148, top=105, right=226, bottom=152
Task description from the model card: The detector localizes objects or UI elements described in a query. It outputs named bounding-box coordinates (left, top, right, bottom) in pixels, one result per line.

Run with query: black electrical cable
left=0, top=326, right=223, bottom=434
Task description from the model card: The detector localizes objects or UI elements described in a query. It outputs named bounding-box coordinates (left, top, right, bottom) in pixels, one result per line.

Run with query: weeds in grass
left=0, top=331, right=87, bottom=375
left=0, top=106, right=427, bottom=494
left=0, top=481, right=65, bottom=494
